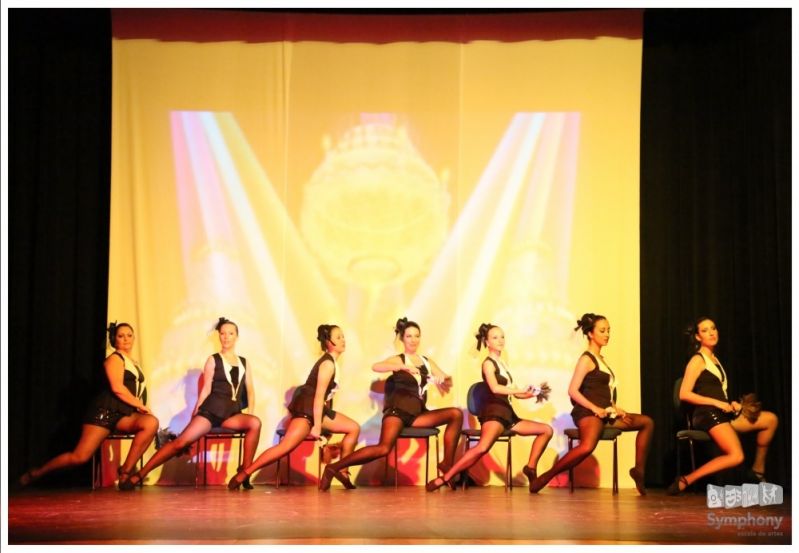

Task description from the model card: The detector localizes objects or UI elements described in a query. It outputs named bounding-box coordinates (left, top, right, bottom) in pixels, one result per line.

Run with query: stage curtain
left=8, top=8, right=112, bottom=485
left=640, top=8, right=790, bottom=487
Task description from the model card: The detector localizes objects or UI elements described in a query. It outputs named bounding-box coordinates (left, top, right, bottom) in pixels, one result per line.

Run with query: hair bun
left=394, top=317, right=409, bottom=336
left=575, top=313, right=604, bottom=336
left=475, top=322, right=494, bottom=350
left=316, top=324, right=339, bottom=351
left=317, top=324, right=336, bottom=345
left=107, top=321, right=118, bottom=348
left=214, top=317, right=239, bottom=335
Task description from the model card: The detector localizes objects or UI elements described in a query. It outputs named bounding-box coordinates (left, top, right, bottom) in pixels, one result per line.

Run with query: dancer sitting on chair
left=320, top=317, right=462, bottom=490
left=427, top=323, right=553, bottom=491
left=122, top=317, right=262, bottom=489
left=668, top=316, right=778, bottom=494
left=529, top=313, right=654, bottom=495
left=228, top=324, right=360, bottom=489
left=19, top=322, right=158, bottom=490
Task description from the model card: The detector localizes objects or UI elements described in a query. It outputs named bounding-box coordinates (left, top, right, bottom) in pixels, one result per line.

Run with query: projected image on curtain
left=109, top=11, right=642, bottom=488
left=162, top=109, right=581, bottom=484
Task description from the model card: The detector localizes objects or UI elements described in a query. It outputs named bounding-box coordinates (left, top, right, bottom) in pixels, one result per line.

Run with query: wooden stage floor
left=7, top=485, right=791, bottom=545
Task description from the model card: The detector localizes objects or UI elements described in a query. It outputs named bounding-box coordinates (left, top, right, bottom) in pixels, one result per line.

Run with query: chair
left=460, top=382, right=517, bottom=490
left=384, top=426, right=440, bottom=489
left=91, top=432, right=143, bottom=489
left=195, top=427, right=245, bottom=487
left=565, top=426, right=622, bottom=494
left=674, top=377, right=712, bottom=475
left=274, top=427, right=332, bottom=488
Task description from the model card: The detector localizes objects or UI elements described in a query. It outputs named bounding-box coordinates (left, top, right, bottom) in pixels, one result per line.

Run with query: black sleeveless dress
left=288, top=352, right=338, bottom=424
left=477, top=357, right=521, bottom=430
left=197, top=353, right=247, bottom=427
left=383, top=353, right=429, bottom=427
left=570, top=351, right=615, bottom=423
left=83, top=351, right=147, bottom=430
left=689, top=353, right=733, bottom=431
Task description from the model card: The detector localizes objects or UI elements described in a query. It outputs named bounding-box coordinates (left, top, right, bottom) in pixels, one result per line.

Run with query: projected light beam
left=406, top=113, right=580, bottom=362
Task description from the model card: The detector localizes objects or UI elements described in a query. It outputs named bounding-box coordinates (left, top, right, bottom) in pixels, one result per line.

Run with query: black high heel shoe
left=523, top=466, right=543, bottom=493
left=118, top=471, right=142, bottom=491
left=320, top=466, right=354, bottom=491
left=666, top=475, right=688, bottom=495
left=321, top=466, right=356, bottom=489
left=236, top=466, right=254, bottom=490
left=116, top=467, right=128, bottom=489
left=337, top=469, right=356, bottom=489
left=228, top=468, right=249, bottom=490
left=426, top=476, right=450, bottom=492
left=319, top=465, right=355, bottom=492
left=629, top=467, right=647, bottom=495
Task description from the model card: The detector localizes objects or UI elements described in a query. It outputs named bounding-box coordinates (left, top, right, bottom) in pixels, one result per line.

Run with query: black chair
left=674, top=377, right=711, bottom=475
left=195, top=427, right=245, bottom=487
left=91, top=432, right=143, bottom=489
left=274, top=427, right=332, bottom=488
left=564, top=426, right=622, bottom=494
left=384, top=427, right=441, bottom=489
left=460, top=382, right=517, bottom=490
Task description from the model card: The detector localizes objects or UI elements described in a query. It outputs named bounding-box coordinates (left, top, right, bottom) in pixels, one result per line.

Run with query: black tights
left=328, top=407, right=463, bottom=473
left=536, top=412, right=654, bottom=487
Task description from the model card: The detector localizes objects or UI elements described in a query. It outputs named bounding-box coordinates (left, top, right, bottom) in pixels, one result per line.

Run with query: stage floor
left=7, top=485, right=791, bottom=545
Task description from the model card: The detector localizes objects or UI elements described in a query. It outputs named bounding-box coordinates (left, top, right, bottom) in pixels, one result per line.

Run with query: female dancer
left=668, top=316, right=778, bottom=494
left=320, top=317, right=463, bottom=490
left=427, top=323, right=553, bottom=491
left=228, top=324, right=360, bottom=489
left=19, top=322, right=158, bottom=490
left=122, top=317, right=261, bottom=488
left=529, top=313, right=654, bottom=495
